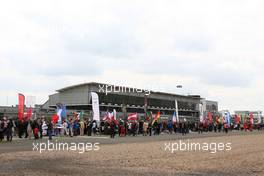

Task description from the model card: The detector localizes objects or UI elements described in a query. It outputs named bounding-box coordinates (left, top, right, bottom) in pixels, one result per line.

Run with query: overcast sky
left=0, top=0, right=264, bottom=112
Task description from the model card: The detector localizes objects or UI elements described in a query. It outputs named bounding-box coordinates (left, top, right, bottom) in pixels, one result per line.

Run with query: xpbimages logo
left=98, top=84, right=151, bottom=95
left=164, top=140, right=232, bottom=154
left=32, top=140, right=100, bottom=154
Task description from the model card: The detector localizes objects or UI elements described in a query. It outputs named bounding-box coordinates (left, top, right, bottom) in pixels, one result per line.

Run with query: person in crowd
left=110, top=120, right=116, bottom=139
left=132, top=121, right=138, bottom=136
left=224, top=123, right=228, bottom=133
left=148, top=122, right=152, bottom=136
left=47, top=120, right=53, bottom=140
left=143, top=121, right=148, bottom=136
left=33, top=123, right=39, bottom=139
left=92, top=120, right=97, bottom=135
left=167, top=120, right=173, bottom=134
left=73, top=120, right=79, bottom=136
left=0, top=118, right=5, bottom=141
left=24, top=119, right=29, bottom=138
left=6, top=118, right=13, bottom=142
left=128, top=122, right=132, bottom=135
left=118, top=123, right=122, bottom=137
left=79, top=120, right=85, bottom=136
left=27, top=119, right=32, bottom=139
left=124, top=121, right=128, bottom=136
left=68, top=118, right=74, bottom=137
left=198, top=122, right=203, bottom=134
left=42, top=120, right=48, bottom=136
left=87, top=120, right=92, bottom=136
left=38, top=119, right=43, bottom=139
left=17, top=119, right=24, bottom=138
left=213, top=122, right=217, bottom=132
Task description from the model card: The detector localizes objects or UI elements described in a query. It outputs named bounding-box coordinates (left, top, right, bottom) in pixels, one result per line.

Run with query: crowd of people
left=0, top=115, right=263, bottom=142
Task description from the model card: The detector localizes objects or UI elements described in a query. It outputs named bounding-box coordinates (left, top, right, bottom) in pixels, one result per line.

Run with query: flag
left=108, top=112, right=114, bottom=120
left=199, top=103, right=204, bottom=123
left=128, top=113, right=138, bottom=121
left=258, top=112, right=262, bottom=124
left=91, top=92, right=100, bottom=122
left=146, top=111, right=152, bottom=121
left=152, top=111, right=160, bottom=125
left=113, top=109, right=117, bottom=120
left=26, top=107, right=33, bottom=120
left=234, top=114, right=239, bottom=124
left=61, top=105, right=67, bottom=119
left=172, top=111, right=177, bottom=123
left=208, top=112, right=213, bottom=124
left=175, top=100, right=179, bottom=122
left=226, top=112, right=231, bottom=126
left=52, top=114, right=59, bottom=124
left=57, top=108, right=62, bottom=125
left=78, top=111, right=84, bottom=121
left=103, top=112, right=110, bottom=121
left=18, top=93, right=25, bottom=121
left=244, top=115, right=247, bottom=124
left=250, top=112, right=254, bottom=125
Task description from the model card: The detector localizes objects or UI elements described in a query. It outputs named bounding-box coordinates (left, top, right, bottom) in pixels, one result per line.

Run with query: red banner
left=18, top=93, right=25, bottom=121
left=26, top=107, right=33, bottom=120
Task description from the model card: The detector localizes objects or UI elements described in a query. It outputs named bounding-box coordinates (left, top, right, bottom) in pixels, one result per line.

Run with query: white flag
left=199, top=103, right=204, bottom=123
left=113, top=109, right=117, bottom=120
left=258, top=112, right=262, bottom=124
left=91, top=92, right=100, bottom=122
left=175, top=100, right=179, bottom=122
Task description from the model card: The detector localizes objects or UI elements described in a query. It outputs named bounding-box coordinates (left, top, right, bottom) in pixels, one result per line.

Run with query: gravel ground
left=0, top=133, right=264, bottom=176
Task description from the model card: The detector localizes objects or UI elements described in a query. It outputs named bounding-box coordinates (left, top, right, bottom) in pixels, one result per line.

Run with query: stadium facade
left=43, top=82, right=218, bottom=122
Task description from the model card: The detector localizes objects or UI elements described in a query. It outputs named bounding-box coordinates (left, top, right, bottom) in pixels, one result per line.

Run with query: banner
left=250, top=112, right=254, bottom=125
left=91, top=92, right=100, bottom=122
left=175, top=100, right=179, bottom=122
left=57, top=108, right=62, bottom=125
left=18, top=93, right=25, bottom=121
left=226, top=112, right=231, bottom=126
left=199, top=103, right=204, bottom=123
left=258, top=112, right=262, bottom=124
left=26, top=107, right=33, bottom=120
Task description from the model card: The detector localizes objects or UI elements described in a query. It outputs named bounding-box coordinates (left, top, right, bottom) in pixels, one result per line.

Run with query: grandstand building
left=43, top=82, right=218, bottom=122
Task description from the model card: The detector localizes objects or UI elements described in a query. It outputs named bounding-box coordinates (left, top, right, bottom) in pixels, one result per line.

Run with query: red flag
left=26, top=107, right=33, bottom=120
left=154, top=111, right=160, bottom=121
left=52, top=114, right=59, bottom=124
left=208, top=112, right=213, bottom=124
left=250, top=112, right=254, bottom=125
left=152, top=111, right=161, bottom=125
left=128, top=113, right=138, bottom=121
left=18, top=93, right=25, bottom=121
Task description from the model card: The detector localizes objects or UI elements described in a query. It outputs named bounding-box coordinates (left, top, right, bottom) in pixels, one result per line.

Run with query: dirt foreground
left=0, top=133, right=264, bottom=176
